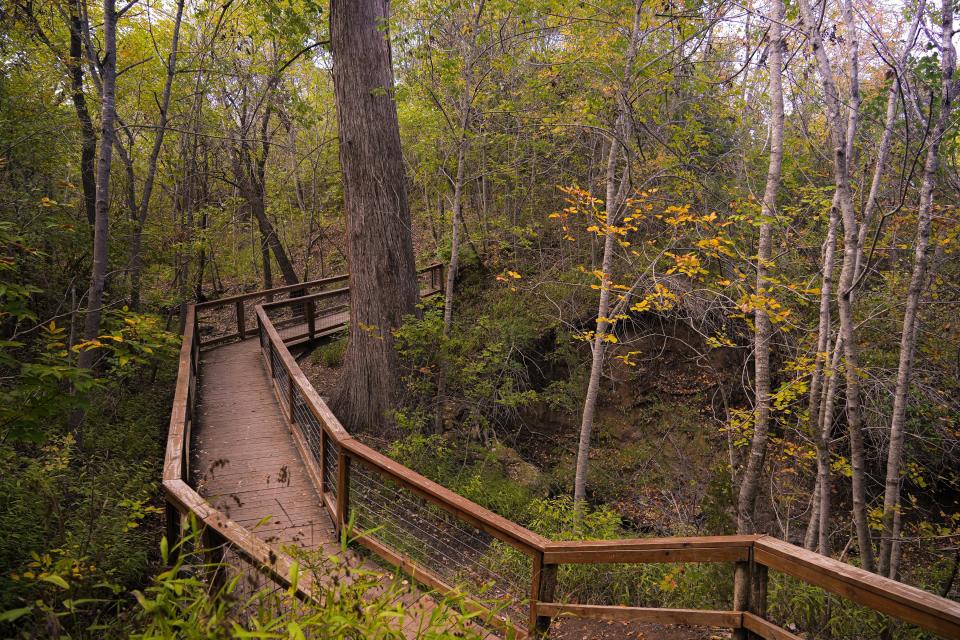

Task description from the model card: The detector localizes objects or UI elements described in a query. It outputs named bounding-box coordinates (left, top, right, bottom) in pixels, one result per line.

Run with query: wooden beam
left=543, top=535, right=758, bottom=553
left=543, top=546, right=749, bottom=565
left=535, top=603, right=742, bottom=628
left=741, top=613, right=803, bottom=640
left=754, top=537, right=960, bottom=638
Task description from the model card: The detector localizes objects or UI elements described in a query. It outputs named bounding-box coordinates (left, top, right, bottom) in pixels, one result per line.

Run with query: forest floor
left=551, top=619, right=720, bottom=639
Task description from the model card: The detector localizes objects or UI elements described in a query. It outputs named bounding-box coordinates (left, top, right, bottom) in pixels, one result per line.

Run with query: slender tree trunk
left=76, top=0, right=117, bottom=375
left=736, top=0, right=784, bottom=535
left=804, top=475, right=822, bottom=550
left=441, top=1, right=483, bottom=335
left=807, top=208, right=838, bottom=554
left=573, top=1, right=641, bottom=510
left=329, top=0, right=420, bottom=433
left=879, top=0, right=955, bottom=577
left=442, top=132, right=468, bottom=335
left=68, top=0, right=97, bottom=227
left=129, top=0, right=185, bottom=309
left=797, top=0, right=874, bottom=572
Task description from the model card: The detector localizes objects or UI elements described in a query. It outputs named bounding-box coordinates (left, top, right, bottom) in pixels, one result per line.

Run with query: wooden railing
left=164, top=265, right=960, bottom=639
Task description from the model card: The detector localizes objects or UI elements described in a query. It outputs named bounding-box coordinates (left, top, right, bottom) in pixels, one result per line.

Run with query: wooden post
left=165, top=501, right=182, bottom=564
left=531, top=558, right=557, bottom=637
left=336, top=450, right=351, bottom=537
left=749, top=561, right=769, bottom=637
left=732, top=558, right=752, bottom=640
left=202, top=526, right=226, bottom=591
left=306, top=299, right=316, bottom=341
left=236, top=299, right=246, bottom=340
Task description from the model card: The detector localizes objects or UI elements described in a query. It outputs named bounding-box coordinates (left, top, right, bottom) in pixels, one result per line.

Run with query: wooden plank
left=195, top=273, right=349, bottom=310
left=543, top=546, right=749, bottom=565
left=162, top=478, right=316, bottom=600
left=741, top=613, right=803, bottom=640
left=535, top=603, right=741, bottom=628
left=544, top=535, right=758, bottom=553
left=754, top=537, right=960, bottom=638
left=288, top=420, right=326, bottom=504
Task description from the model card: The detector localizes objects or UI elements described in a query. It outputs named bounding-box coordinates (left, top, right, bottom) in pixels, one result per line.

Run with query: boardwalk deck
left=192, top=339, right=337, bottom=549
left=190, top=333, right=497, bottom=639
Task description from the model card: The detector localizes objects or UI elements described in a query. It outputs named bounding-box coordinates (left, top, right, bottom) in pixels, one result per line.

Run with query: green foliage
left=768, top=574, right=939, bottom=640
left=388, top=428, right=542, bottom=524
left=395, top=296, right=542, bottom=438
left=311, top=335, right=347, bottom=368
left=126, top=527, right=494, bottom=640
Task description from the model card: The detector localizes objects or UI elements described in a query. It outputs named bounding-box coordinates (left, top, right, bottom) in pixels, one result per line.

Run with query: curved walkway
left=191, top=337, right=498, bottom=639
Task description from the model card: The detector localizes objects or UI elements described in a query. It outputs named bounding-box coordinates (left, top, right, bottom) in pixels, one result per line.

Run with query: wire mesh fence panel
left=417, top=267, right=441, bottom=295
left=291, top=385, right=323, bottom=471
left=311, top=291, right=350, bottom=332
left=348, top=457, right=532, bottom=630
left=270, top=344, right=289, bottom=405
left=241, top=297, right=260, bottom=338
left=262, top=296, right=308, bottom=341
left=195, top=304, right=241, bottom=345
left=323, top=436, right=339, bottom=502
left=219, top=546, right=292, bottom=619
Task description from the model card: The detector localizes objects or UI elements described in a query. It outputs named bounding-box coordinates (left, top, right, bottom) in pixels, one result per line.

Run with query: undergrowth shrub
left=387, top=429, right=540, bottom=524
left=312, top=336, right=347, bottom=368
left=2, top=522, right=503, bottom=639
left=768, top=573, right=939, bottom=639
left=489, top=497, right=733, bottom=613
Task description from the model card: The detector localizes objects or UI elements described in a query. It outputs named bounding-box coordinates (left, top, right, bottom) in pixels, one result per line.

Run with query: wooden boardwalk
left=160, top=265, right=960, bottom=640
left=192, top=339, right=337, bottom=549
left=190, top=336, right=497, bottom=639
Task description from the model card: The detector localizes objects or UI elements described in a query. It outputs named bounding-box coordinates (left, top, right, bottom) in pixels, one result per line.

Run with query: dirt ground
left=551, top=618, right=726, bottom=639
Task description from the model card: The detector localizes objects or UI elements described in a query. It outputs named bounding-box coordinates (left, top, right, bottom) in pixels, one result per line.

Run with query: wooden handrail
left=195, top=273, right=349, bottom=310
left=755, top=536, right=960, bottom=637
left=165, top=268, right=960, bottom=640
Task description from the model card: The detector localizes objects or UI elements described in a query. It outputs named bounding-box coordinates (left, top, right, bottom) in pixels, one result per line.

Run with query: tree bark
left=128, top=0, right=185, bottom=309
left=68, top=0, right=97, bottom=227
left=736, top=0, right=784, bottom=536
left=807, top=207, right=838, bottom=554
left=797, top=0, right=874, bottom=572
left=76, top=0, right=117, bottom=376
left=573, top=1, right=641, bottom=510
left=329, top=0, right=420, bottom=433
left=878, top=0, right=955, bottom=578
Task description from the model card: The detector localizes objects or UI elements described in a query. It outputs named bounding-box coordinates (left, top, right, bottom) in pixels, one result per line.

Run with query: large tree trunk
left=329, top=0, right=419, bottom=433
left=76, top=0, right=117, bottom=375
left=878, top=0, right=955, bottom=578
left=797, top=0, right=874, bottom=572
left=735, top=0, right=784, bottom=536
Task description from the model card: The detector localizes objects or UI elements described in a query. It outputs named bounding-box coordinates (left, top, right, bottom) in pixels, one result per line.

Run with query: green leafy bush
left=312, top=336, right=347, bottom=368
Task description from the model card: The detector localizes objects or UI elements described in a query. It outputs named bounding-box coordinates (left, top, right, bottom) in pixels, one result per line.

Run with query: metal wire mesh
left=270, top=344, right=289, bottom=403
left=291, top=385, right=323, bottom=467
left=348, top=457, right=531, bottom=628
left=323, top=436, right=339, bottom=501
